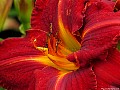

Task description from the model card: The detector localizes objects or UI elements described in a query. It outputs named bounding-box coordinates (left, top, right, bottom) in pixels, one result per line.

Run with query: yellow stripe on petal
left=55, top=72, right=69, bottom=90
left=57, top=44, right=72, bottom=56
left=58, top=0, right=81, bottom=52
left=47, top=54, right=79, bottom=71
left=58, top=18, right=81, bottom=52
left=34, top=56, right=64, bottom=70
left=82, top=19, right=120, bottom=38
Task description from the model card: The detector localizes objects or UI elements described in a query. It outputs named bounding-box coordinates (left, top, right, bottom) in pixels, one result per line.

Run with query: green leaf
left=0, top=87, right=5, bottom=90
left=0, top=38, right=3, bottom=41
left=19, top=23, right=30, bottom=34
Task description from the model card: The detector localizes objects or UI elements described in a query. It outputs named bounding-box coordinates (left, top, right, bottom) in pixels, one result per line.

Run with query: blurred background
left=0, top=0, right=35, bottom=41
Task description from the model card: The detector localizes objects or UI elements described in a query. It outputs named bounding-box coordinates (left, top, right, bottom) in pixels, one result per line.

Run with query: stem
left=0, top=0, right=13, bottom=31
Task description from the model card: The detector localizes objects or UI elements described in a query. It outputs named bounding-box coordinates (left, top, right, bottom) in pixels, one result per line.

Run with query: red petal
left=67, top=1, right=120, bottom=68
left=0, top=30, right=47, bottom=60
left=34, top=67, right=59, bottom=90
left=67, top=47, right=108, bottom=67
left=94, top=49, right=120, bottom=87
left=82, top=1, right=120, bottom=49
left=0, top=30, right=47, bottom=89
left=31, top=0, right=86, bottom=34
left=0, top=55, right=46, bottom=89
left=97, top=78, right=113, bottom=89
left=96, top=77, right=119, bottom=90
left=77, top=1, right=120, bottom=65
left=34, top=67, right=97, bottom=90
left=58, top=0, right=86, bottom=33
left=31, top=0, right=59, bottom=34
left=67, top=33, right=120, bottom=67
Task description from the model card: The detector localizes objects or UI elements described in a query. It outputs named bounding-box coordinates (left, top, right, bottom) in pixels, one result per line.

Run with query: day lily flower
left=0, top=0, right=120, bottom=90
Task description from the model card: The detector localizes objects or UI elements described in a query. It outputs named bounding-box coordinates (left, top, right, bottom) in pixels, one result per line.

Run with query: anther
left=50, top=23, right=53, bottom=33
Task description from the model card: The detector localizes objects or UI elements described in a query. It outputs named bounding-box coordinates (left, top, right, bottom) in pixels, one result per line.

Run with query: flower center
left=33, top=31, right=80, bottom=71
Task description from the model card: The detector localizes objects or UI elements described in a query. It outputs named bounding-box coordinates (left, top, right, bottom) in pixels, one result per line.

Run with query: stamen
left=32, top=38, right=48, bottom=55
left=50, top=23, right=53, bottom=33
left=55, top=39, right=60, bottom=53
